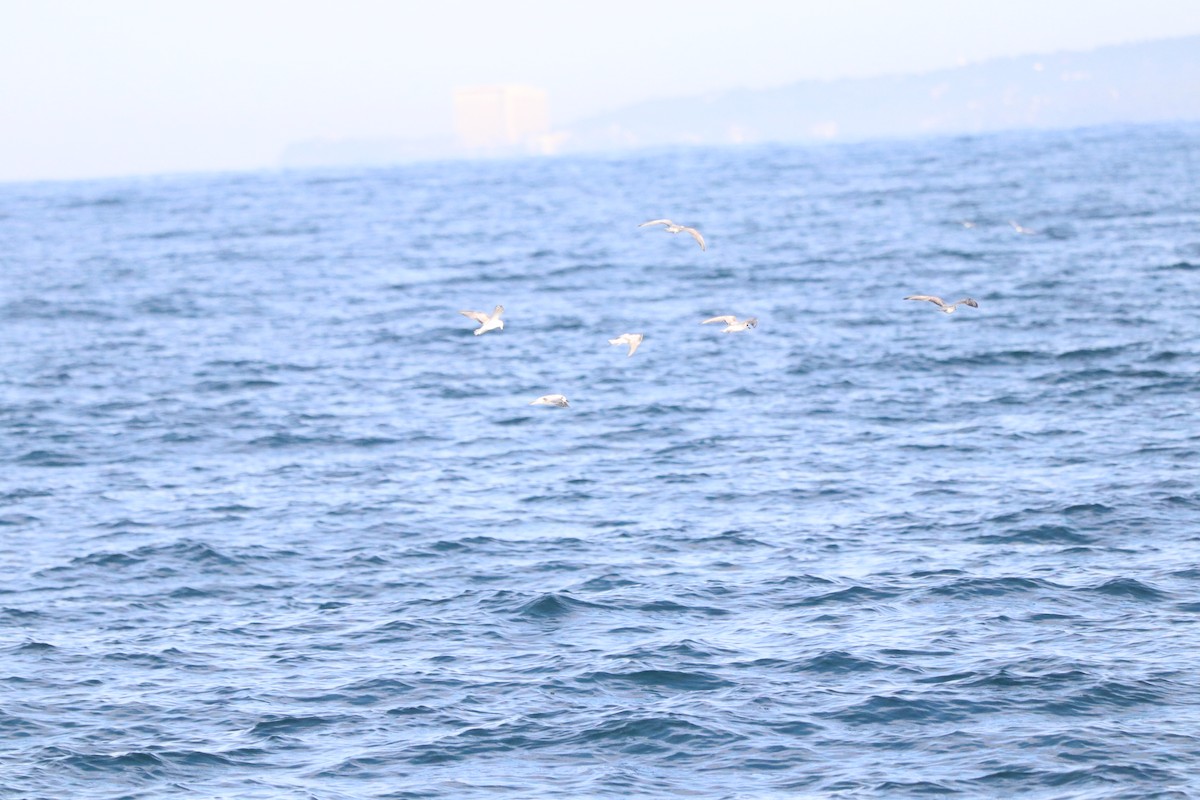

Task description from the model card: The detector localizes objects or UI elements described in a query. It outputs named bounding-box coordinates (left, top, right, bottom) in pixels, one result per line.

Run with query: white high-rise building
left=454, top=85, right=551, bottom=154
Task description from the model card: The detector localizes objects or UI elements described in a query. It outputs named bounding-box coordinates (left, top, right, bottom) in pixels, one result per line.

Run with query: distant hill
left=561, top=35, right=1200, bottom=151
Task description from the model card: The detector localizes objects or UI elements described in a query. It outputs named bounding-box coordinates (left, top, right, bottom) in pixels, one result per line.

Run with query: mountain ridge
left=560, top=35, right=1200, bottom=151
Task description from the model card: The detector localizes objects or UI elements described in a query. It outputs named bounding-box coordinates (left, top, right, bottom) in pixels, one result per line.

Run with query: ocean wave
left=580, top=669, right=734, bottom=691
left=796, top=650, right=911, bottom=674
left=14, top=450, right=84, bottom=467
left=248, top=714, right=357, bottom=737
left=4, top=122, right=1199, bottom=799
left=572, top=713, right=743, bottom=749
left=1040, top=678, right=1168, bottom=714
left=787, top=585, right=899, bottom=608
left=825, top=693, right=996, bottom=725
left=1082, top=577, right=1168, bottom=601
left=974, top=525, right=1092, bottom=545
left=636, top=600, right=732, bottom=617
left=514, top=592, right=614, bottom=618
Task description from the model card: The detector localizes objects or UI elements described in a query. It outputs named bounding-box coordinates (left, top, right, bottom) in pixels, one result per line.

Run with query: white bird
left=1009, top=220, right=1036, bottom=235
left=608, top=333, right=644, bottom=357
left=904, top=295, right=979, bottom=314
left=530, top=394, right=569, bottom=408
left=638, top=219, right=706, bottom=251
left=702, top=315, right=758, bottom=332
left=960, top=220, right=977, bottom=229
left=459, top=305, right=504, bottom=335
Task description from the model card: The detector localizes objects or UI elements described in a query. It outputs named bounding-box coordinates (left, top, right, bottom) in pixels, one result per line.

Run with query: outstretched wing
left=703, top=315, right=737, bottom=325
left=904, top=295, right=945, bottom=307
left=638, top=219, right=673, bottom=228
left=490, top=305, right=504, bottom=319
left=682, top=226, right=706, bottom=250
left=459, top=310, right=490, bottom=323
left=626, top=334, right=643, bottom=356
left=951, top=298, right=978, bottom=308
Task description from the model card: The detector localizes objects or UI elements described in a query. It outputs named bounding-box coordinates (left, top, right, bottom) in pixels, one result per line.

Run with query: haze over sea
left=2, top=122, right=1199, bottom=799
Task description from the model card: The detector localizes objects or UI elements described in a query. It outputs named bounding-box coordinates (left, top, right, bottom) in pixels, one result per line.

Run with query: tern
left=1009, top=220, right=1036, bottom=235
left=608, top=333, right=644, bottom=357
left=702, top=315, right=758, bottom=332
left=530, top=394, right=569, bottom=408
left=459, top=305, right=504, bottom=335
left=638, top=219, right=706, bottom=251
left=904, top=295, right=979, bottom=314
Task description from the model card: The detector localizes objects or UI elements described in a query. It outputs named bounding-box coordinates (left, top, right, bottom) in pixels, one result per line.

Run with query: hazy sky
left=2, top=0, right=1198, bottom=182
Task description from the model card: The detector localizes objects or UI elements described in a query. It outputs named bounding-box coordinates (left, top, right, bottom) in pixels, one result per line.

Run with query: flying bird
left=530, top=394, right=569, bottom=408
left=638, top=219, right=706, bottom=251
left=904, top=295, right=979, bottom=314
left=459, top=305, right=504, bottom=335
left=1009, top=220, right=1036, bottom=235
left=702, top=315, right=758, bottom=332
left=608, top=333, right=644, bottom=357
left=960, top=220, right=977, bottom=229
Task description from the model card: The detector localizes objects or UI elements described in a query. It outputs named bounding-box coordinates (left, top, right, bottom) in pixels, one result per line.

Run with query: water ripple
left=2, top=122, right=1198, bottom=799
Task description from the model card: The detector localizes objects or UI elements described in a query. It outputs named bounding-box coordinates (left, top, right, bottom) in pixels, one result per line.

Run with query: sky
left=1, top=0, right=1199, bottom=182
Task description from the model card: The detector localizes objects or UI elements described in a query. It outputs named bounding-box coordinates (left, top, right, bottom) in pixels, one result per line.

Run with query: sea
left=1, top=122, right=1199, bottom=799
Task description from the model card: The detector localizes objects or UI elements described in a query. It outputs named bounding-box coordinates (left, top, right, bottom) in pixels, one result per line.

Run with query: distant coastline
left=561, top=34, right=1200, bottom=152
left=280, top=35, right=1200, bottom=169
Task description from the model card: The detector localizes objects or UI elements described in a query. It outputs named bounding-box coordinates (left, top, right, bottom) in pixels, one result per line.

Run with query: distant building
left=454, top=85, right=552, bottom=155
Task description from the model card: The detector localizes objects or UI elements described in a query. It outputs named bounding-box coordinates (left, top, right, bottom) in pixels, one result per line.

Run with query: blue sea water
left=1, top=122, right=1199, bottom=799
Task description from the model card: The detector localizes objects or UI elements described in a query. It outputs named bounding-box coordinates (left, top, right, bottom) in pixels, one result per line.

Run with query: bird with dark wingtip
left=904, top=295, right=979, bottom=314
left=530, top=394, right=569, bottom=408
left=702, top=315, right=758, bottom=332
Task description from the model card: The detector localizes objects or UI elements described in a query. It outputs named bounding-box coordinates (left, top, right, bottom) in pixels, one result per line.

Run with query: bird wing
left=490, top=305, right=504, bottom=319
left=531, top=394, right=567, bottom=406
left=459, top=310, right=490, bottom=323
left=904, top=295, right=945, bottom=306
left=608, top=336, right=628, bottom=346
left=627, top=335, right=642, bottom=356
left=703, top=316, right=737, bottom=325
left=638, top=219, right=673, bottom=228
left=683, top=227, right=706, bottom=250
left=951, top=298, right=978, bottom=308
